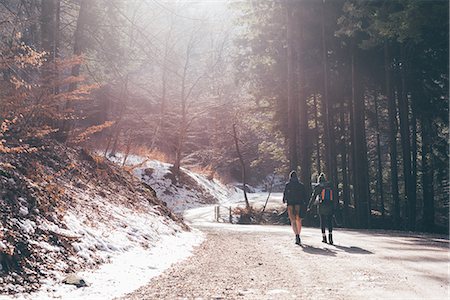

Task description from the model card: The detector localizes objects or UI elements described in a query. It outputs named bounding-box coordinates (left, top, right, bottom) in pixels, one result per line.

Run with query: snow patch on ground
left=107, top=153, right=242, bottom=213
left=5, top=230, right=204, bottom=300
left=2, top=191, right=204, bottom=300
left=2, top=153, right=245, bottom=299
left=1, top=153, right=259, bottom=299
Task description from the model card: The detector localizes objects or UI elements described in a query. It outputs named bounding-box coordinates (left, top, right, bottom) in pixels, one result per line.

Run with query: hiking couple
left=282, top=171, right=335, bottom=245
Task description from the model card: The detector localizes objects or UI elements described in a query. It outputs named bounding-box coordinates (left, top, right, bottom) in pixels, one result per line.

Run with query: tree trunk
left=104, top=133, right=113, bottom=157
left=398, top=44, right=415, bottom=230
left=339, top=101, right=350, bottom=226
left=410, top=90, right=418, bottom=229
left=385, top=42, right=400, bottom=228
left=374, top=94, right=385, bottom=217
left=40, top=0, right=55, bottom=57
left=321, top=0, right=333, bottom=182
left=150, top=23, right=173, bottom=150
left=109, top=126, right=121, bottom=157
left=351, top=42, right=370, bottom=228
left=56, top=0, right=89, bottom=142
left=22, top=1, right=39, bottom=47
left=296, top=4, right=310, bottom=190
left=122, top=132, right=132, bottom=167
left=286, top=2, right=298, bottom=172
left=54, top=0, right=60, bottom=94
left=313, top=94, right=321, bottom=173
left=421, top=114, right=435, bottom=231
left=233, top=124, right=250, bottom=209
left=349, top=97, right=357, bottom=228
left=174, top=36, right=193, bottom=177
left=69, top=0, right=89, bottom=91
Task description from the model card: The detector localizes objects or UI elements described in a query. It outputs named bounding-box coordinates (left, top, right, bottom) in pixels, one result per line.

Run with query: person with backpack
left=307, top=173, right=335, bottom=245
left=282, top=171, right=307, bottom=245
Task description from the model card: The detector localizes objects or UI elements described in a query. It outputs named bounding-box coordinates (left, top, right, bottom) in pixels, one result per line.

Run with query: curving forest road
left=122, top=201, right=449, bottom=300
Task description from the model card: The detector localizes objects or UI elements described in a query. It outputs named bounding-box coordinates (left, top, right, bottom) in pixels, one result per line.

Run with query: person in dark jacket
left=283, top=171, right=307, bottom=245
left=308, top=173, right=335, bottom=244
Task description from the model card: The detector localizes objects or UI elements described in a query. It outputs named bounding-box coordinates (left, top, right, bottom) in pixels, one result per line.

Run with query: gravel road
left=123, top=212, right=449, bottom=300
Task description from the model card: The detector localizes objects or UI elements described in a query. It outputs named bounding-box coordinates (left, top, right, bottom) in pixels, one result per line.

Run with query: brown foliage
left=69, top=121, right=115, bottom=144
left=1, top=37, right=101, bottom=150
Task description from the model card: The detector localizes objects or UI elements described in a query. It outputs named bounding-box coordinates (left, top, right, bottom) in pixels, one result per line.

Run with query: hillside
left=0, top=140, right=190, bottom=295
left=108, top=154, right=241, bottom=213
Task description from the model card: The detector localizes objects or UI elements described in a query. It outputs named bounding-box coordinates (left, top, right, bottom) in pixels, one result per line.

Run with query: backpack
left=320, top=187, right=333, bottom=204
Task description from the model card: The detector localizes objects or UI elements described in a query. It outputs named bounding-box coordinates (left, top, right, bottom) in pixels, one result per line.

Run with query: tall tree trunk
left=109, top=126, right=122, bottom=157
left=40, top=0, right=55, bottom=57
left=57, top=0, right=89, bottom=142
left=349, top=96, right=357, bottom=228
left=150, top=47, right=168, bottom=149
left=297, top=4, right=310, bottom=190
left=313, top=94, right=322, bottom=173
left=174, top=70, right=188, bottom=177
left=23, top=1, right=39, bottom=47
left=410, top=91, right=418, bottom=229
left=374, top=94, right=385, bottom=217
left=351, top=42, right=370, bottom=228
left=41, top=0, right=59, bottom=129
left=398, top=44, right=415, bottom=230
left=104, top=86, right=126, bottom=157
left=54, top=0, right=60, bottom=93
left=174, top=35, right=194, bottom=177
left=286, top=2, right=298, bottom=171
left=150, top=22, right=174, bottom=149
left=421, top=114, right=435, bottom=231
left=339, top=100, right=350, bottom=226
left=69, top=0, right=89, bottom=91
left=385, top=42, right=400, bottom=228
left=320, top=0, right=334, bottom=183
left=233, top=124, right=250, bottom=209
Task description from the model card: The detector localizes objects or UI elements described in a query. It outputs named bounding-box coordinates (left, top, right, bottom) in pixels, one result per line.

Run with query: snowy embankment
left=1, top=147, right=213, bottom=299
left=9, top=205, right=203, bottom=300
left=108, top=154, right=242, bottom=213
left=27, top=152, right=242, bottom=299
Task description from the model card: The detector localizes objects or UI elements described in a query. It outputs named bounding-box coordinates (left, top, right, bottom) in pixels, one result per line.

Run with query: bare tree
left=233, top=123, right=250, bottom=209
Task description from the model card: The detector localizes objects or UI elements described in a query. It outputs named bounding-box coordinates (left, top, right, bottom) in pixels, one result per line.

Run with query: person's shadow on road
left=333, top=245, right=373, bottom=254
left=300, top=244, right=337, bottom=256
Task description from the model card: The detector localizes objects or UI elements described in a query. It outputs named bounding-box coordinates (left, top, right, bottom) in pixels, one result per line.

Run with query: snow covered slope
left=108, top=154, right=241, bottom=213
left=0, top=142, right=203, bottom=298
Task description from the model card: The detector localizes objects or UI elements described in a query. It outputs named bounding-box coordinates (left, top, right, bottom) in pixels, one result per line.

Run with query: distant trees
left=0, top=1, right=237, bottom=171
left=233, top=0, right=448, bottom=232
left=79, top=1, right=237, bottom=180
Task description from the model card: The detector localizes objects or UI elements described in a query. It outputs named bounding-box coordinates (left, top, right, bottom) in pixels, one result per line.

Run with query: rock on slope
left=0, top=140, right=186, bottom=294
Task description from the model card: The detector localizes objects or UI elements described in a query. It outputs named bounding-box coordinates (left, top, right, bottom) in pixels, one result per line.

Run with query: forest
left=0, top=0, right=448, bottom=233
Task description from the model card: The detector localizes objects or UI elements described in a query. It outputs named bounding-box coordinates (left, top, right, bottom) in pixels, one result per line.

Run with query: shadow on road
left=301, top=244, right=337, bottom=256
left=333, top=245, right=373, bottom=254
left=387, top=238, right=449, bottom=249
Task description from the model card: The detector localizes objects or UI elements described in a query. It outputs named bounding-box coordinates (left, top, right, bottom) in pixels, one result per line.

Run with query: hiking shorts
left=287, top=203, right=306, bottom=218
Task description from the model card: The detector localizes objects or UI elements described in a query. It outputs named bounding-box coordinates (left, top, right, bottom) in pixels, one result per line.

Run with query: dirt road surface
left=123, top=203, right=449, bottom=300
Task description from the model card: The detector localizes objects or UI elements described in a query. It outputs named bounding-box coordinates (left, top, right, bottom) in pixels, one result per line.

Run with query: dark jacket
left=308, top=181, right=335, bottom=216
left=283, top=178, right=307, bottom=206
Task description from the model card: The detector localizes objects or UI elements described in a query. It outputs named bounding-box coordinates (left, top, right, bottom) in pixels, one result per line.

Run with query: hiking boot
left=295, top=235, right=300, bottom=245
left=328, top=233, right=333, bottom=245
left=322, top=235, right=327, bottom=243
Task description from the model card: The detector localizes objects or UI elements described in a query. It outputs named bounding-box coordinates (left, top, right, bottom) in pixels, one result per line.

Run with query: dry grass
left=133, top=146, right=169, bottom=162
left=232, top=206, right=258, bottom=224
